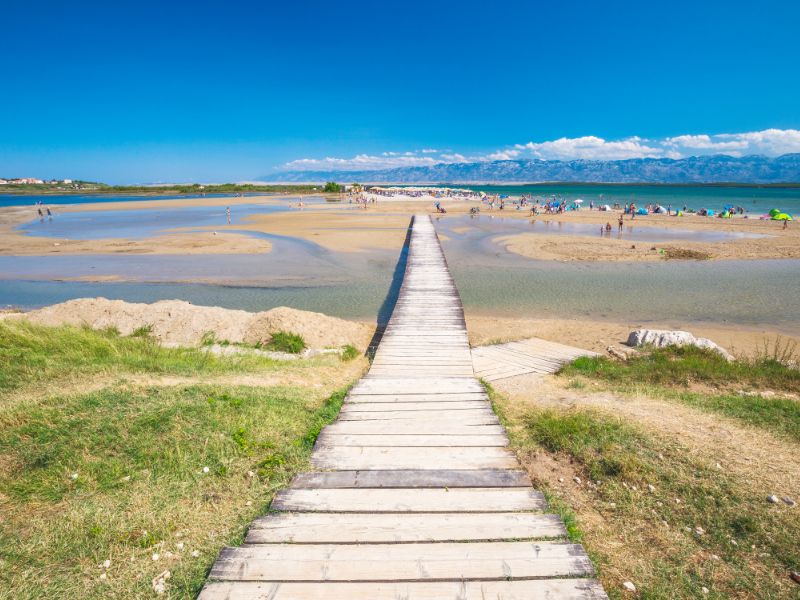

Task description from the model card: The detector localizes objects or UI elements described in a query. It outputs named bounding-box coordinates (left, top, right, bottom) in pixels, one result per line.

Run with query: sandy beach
left=2, top=193, right=799, bottom=259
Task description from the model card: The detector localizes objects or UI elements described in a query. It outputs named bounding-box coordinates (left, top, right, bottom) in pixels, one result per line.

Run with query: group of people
left=34, top=200, right=53, bottom=221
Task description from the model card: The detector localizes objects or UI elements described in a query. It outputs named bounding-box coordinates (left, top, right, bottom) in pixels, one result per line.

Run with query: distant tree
left=323, top=181, right=342, bottom=193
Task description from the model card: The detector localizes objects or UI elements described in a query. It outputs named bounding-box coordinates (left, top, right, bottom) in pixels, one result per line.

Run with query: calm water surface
left=2, top=202, right=799, bottom=332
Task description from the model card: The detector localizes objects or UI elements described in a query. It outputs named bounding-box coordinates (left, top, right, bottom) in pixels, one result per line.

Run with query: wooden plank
left=200, top=579, right=609, bottom=600
left=311, top=447, right=518, bottom=470
left=322, top=421, right=506, bottom=434
left=209, top=541, right=593, bottom=581
left=271, top=487, right=545, bottom=512
left=247, top=512, right=567, bottom=543
left=315, top=433, right=508, bottom=447
left=336, top=409, right=497, bottom=422
left=346, top=392, right=488, bottom=403
left=290, top=469, right=531, bottom=488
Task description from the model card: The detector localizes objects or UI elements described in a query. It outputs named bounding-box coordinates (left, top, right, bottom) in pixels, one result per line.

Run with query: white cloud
left=514, top=136, right=664, bottom=160
left=282, top=153, right=439, bottom=171
left=280, top=129, right=800, bottom=171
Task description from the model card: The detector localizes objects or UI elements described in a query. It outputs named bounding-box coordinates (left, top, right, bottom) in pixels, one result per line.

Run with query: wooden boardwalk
left=472, top=337, right=599, bottom=382
left=200, top=215, right=607, bottom=599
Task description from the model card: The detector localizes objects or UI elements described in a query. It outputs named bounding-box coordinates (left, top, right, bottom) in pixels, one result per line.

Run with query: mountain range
left=263, top=154, right=800, bottom=184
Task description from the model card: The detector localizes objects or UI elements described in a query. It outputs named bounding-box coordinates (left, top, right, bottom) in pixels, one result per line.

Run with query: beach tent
left=769, top=208, right=781, bottom=217
left=773, top=213, right=793, bottom=221
left=636, top=208, right=648, bottom=215
left=600, top=204, right=611, bottom=211
left=654, top=206, right=667, bottom=214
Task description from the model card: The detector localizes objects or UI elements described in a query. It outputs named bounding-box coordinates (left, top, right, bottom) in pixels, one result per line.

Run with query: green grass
left=562, top=345, right=800, bottom=393
left=340, top=344, right=360, bottom=361
left=0, top=383, right=347, bottom=598
left=0, top=319, right=358, bottom=598
left=264, top=331, right=306, bottom=354
left=515, top=406, right=800, bottom=598
left=560, top=346, right=800, bottom=440
left=0, top=320, right=286, bottom=395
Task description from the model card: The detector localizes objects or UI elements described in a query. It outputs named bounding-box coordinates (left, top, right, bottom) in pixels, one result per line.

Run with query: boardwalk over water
left=200, top=215, right=607, bottom=599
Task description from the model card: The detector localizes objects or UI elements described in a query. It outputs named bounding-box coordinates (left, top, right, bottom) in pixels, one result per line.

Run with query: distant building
left=11, top=178, right=44, bottom=184
left=0, top=179, right=8, bottom=185
left=62, top=179, right=73, bottom=184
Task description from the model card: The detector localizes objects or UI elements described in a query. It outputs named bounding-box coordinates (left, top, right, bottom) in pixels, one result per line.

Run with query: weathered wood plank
left=290, top=469, right=531, bottom=488
left=246, top=512, right=566, bottom=543
left=311, top=446, right=518, bottom=470
left=209, top=541, right=593, bottom=581
left=315, top=433, right=508, bottom=447
left=199, top=579, right=609, bottom=600
left=271, top=487, right=545, bottom=512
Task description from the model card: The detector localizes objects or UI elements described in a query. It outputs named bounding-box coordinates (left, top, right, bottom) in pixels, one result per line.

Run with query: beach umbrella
left=769, top=208, right=781, bottom=217
left=574, top=199, right=584, bottom=204
left=773, top=213, right=793, bottom=221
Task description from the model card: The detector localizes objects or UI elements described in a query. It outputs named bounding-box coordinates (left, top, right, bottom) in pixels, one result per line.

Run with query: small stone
left=573, top=477, right=581, bottom=484
left=176, top=542, right=184, bottom=551
left=767, top=495, right=780, bottom=504
left=151, top=553, right=160, bottom=561
left=715, top=463, right=722, bottom=469
left=710, top=554, right=720, bottom=561
left=782, top=497, right=796, bottom=507
left=558, top=477, right=564, bottom=483
left=247, top=470, right=255, bottom=478
left=99, top=572, right=107, bottom=581
left=694, top=526, right=705, bottom=536
left=191, top=550, right=200, bottom=558
left=658, top=453, right=664, bottom=460
left=103, top=559, right=111, bottom=568
left=246, top=501, right=252, bottom=506
left=609, top=502, right=617, bottom=508
left=791, top=570, right=800, bottom=585
left=122, top=475, right=131, bottom=482
left=623, top=581, right=636, bottom=592
left=702, top=587, right=709, bottom=594
left=202, top=466, right=210, bottom=474
left=631, top=485, right=638, bottom=491
left=648, top=484, right=656, bottom=493
left=730, top=539, right=738, bottom=546
left=70, top=473, right=78, bottom=480
left=675, top=498, right=681, bottom=504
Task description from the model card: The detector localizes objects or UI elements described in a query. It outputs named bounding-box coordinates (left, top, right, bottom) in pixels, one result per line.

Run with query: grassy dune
left=561, top=345, right=800, bottom=441
left=488, top=346, right=800, bottom=598
left=0, top=321, right=357, bottom=598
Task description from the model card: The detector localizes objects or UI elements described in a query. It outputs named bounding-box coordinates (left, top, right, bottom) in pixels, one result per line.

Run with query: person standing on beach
left=618, top=214, right=624, bottom=231
left=226, top=206, right=231, bottom=224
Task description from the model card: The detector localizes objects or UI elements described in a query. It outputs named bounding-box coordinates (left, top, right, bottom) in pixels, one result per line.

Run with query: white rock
left=103, top=559, right=111, bottom=568
left=573, top=477, right=582, bottom=484
left=151, top=553, right=160, bottom=561
left=648, top=484, right=656, bottom=493
left=767, top=495, right=780, bottom=504
left=191, top=550, right=200, bottom=558
left=246, top=501, right=252, bottom=506
left=623, top=581, right=637, bottom=592
left=70, top=473, right=78, bottom=480
left=176, top=542, right=184, bottom=551
left=558, top=477, right=564, bottom=483
left=99, top=573, right=107, bottom=581
left=202, top=466, right=210, bottom=474
left=702, top=587, right=709, bottom=594
left=626, top=329, right=733, bottom=360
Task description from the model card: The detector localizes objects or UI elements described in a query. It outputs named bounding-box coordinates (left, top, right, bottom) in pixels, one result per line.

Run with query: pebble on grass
left=623, top=581, right=636, bottom=592
left=191, top=550, right=200, bottom=558
left=767, top=495, right=780, bottom=504
left=151, top=553, right=160, bottom=561
left=202, top=466, right=210, bottom=474
left=103, top=559, right=111, bottom=569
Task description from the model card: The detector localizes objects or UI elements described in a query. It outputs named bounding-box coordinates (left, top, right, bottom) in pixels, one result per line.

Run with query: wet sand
left=2, top=194, right=798, bottom=259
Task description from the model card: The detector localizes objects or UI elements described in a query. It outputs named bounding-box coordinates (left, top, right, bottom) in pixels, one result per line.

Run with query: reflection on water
left=18, top=202, right=298, bottom=240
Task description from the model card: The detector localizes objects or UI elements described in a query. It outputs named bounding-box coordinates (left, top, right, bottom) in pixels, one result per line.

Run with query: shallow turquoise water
left=462, top=184, right=800, bottom=215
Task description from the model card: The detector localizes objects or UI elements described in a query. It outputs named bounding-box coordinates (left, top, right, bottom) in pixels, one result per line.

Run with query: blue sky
left=1, top=0, right=799, bottom=183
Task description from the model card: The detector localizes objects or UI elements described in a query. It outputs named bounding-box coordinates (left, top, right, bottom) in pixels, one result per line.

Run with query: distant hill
left=263, top=154, right=800, bottom=184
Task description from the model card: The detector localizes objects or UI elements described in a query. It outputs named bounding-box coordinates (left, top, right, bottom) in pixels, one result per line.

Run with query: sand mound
left=20, top=298, right=373, bottom=350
